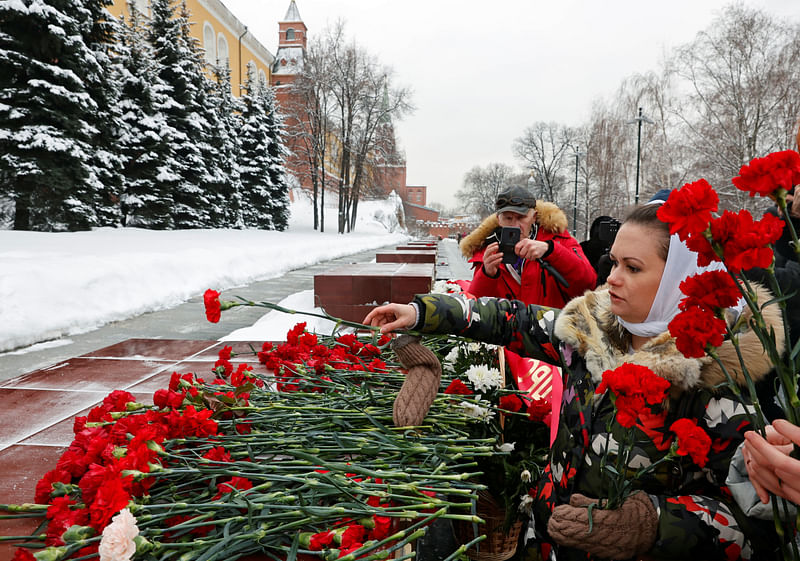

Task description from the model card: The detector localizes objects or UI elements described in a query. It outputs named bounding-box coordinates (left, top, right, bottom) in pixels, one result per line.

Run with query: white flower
left=464, top=364, right=504, bottom=393
left=518, top=493, right=534, bottom=514
left=99, top=508, right=139, bottom=561
left=443, top=347, right=459, bottom=365
left=466, top=342, right=483, bottom=353
left=520, top=469, right=532, bottom=483
left=497, top=442, right=515, bottom=453
left=432, top=280, right=461, bottom=294
left=459, top=400, right=494, bottom=423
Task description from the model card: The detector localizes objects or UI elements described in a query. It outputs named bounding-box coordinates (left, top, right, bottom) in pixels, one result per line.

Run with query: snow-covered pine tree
left=210, top=62, right=244, bottom=227
left=81, top=0, right=126, bottom=226
left=237, top=64, right=276, bottom=229
left=115, top=2, right=177, bottom=229
left=261, top=79, right=290, bottom=231
left=0, top=0, right=100, bottom=231
left=148, top=0, right=211, bottom=228
left=174, top=0, right=231, bottom=228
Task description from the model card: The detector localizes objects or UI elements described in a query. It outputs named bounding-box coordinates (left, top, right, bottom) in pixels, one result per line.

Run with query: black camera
left=499, top=227, right=521, bottom=263
left=597, top=218, right=621, bottom=245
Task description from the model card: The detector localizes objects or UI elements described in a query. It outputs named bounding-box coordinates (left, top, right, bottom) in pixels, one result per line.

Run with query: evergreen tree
left=148, top=0, right=211, bottom=228
left=238, top=65, right=276, bottom=229
left=81, top=0, right=127, bottom=227
left=261, top=81, right=290, bottom=231
left=0, top=0, right=100, bottom=231
left=210, top=62, right=244, bottom=227
left=115, top=2, right=177, bottom=229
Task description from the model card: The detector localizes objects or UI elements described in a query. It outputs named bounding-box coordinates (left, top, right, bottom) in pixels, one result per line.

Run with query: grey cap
left=495, top=185, right=536, bottom=215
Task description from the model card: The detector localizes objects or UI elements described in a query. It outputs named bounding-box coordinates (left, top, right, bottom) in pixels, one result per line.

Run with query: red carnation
left=657, top=179, right=718, bottom=241
left=214, top=476, right=253, bottom=499
left=218, top=345, right=233, bottom=360
left=89, top=475, right=131, bottom=530
left=12, top=549, right=36, bottom=561
left=341, top=524, right=367, bottom=548
left=499, top=394, right=525, bottom=413
left=35, top=468, right=72, bottom=504
left=670, top=418, right=712, bottom=467
left=527, top=397, right=551, bottom=423
left=369, top=515, right=392, bottom=540
left=679, top=271, right=742, bottom=312
left=668, top=306, right=726, bottom=359
left=732, top=150, right=800, bottom=198
left=204, top=289, right=221, bottom=323
left=444, top=379, right=473, bottom=395
left=309, top=530, right=335, bottom=550
left=596, top=364, right=670, bottom=428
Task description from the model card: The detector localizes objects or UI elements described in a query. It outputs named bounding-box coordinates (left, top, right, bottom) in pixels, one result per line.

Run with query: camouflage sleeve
left=412, top=293, right=561, bottom=364
left=650, top=393, right=768, bottom=560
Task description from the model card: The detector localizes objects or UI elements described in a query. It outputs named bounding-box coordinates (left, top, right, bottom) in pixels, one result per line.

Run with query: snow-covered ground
left=0, top=190, right=409, bottom=353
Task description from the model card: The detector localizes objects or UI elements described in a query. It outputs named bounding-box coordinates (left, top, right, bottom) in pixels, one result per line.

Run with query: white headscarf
left=617, top=233, right=727, bottom=337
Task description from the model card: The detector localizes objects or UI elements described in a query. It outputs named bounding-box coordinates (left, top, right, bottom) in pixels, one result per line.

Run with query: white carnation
left=432, top=280, right=450, bottom=294
left=497, top=442, right=515, bottom=453
left=99, top=508, right=139, bottom=561
left=459, top=400, right=494, bottom=423
left=443, top=347, right=460, bottom=365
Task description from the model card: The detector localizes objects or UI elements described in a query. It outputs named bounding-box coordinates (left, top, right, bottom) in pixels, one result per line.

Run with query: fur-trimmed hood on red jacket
left=459, top=201, right=568, bottom=258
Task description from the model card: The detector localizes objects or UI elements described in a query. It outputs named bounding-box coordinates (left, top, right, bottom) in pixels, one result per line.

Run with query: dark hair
left=622, top=204, right=670, bottom=261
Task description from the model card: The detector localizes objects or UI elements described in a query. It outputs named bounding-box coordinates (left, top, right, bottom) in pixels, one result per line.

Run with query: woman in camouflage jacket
left=366, top=204, right=783, bottom=560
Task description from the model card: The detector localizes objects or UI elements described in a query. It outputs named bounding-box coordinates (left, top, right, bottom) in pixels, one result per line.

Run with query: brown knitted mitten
left=547, top=492, right=658, bottom=559
left=391, top=335, right=442, bottom=427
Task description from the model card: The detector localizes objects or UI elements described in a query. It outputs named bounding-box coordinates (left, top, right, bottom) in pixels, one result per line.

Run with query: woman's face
left=497, top=209, right=536, bottom=238
left=606, top=223, right=667, bottom=323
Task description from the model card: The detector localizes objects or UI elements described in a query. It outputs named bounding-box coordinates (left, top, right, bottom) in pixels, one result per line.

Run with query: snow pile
left=0, top=190, right=408, bottom=353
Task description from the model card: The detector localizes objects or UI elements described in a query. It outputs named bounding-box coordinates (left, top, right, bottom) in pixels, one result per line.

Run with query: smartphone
left=499, top=227, right=521, bottom=264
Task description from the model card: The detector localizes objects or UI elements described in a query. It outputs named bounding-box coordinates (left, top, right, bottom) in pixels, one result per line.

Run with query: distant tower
left=271, top=0, right=306, bottom=88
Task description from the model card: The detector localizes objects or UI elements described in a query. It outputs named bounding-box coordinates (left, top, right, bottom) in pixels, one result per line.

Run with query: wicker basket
left=454, top=490, right=523, bottom=561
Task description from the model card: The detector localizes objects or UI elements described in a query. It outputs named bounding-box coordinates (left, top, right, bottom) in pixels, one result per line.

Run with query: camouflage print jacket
left=412, top=287, right=784, bottom=561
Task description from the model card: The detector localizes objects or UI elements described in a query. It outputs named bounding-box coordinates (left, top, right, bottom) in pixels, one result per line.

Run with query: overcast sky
left=222, top=0, right=798, bottom=209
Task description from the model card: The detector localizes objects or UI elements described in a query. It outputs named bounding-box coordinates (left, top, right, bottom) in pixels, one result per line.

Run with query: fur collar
left=553, top=284, right=784, bottom=395
left=459, top=202, right=568, bottom=258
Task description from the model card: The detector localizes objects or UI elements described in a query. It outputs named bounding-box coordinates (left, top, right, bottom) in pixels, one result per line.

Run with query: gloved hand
left=391, top=335, right=441, bottom=427
left=547, top=492, right=658, bottom=559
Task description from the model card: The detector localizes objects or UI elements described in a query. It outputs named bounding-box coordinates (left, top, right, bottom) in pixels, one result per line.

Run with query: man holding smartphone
left=460, top=185, right=596, bottom=308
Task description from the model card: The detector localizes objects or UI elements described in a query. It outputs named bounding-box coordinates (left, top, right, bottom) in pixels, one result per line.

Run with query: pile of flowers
left=2, top=326, right=507, bottom=561
left=439, top=339, right=551, bottom=523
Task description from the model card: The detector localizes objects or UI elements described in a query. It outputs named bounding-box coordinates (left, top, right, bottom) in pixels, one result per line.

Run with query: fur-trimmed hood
left=459, top=202, right=568, bottom=258
left=553, top=284, right=784, bottom=395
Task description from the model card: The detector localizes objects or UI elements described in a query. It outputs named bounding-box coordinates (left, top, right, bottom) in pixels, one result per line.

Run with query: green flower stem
left=0, top=504, right=49, bottom=513
left=440, top=535, right=486, bottom=561
left=775, top=191, right=800, bottom=262
left=708, top=346, right=765, bottom=434
left=231, top=297, right=384, bottom=335
left=734, top=271, right=800, bottom=424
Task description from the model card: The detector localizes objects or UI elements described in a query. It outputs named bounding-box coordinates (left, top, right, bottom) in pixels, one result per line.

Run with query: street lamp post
left=572, top=145, right=584, bottom=237
left=626, top=107, right=654, bottom=205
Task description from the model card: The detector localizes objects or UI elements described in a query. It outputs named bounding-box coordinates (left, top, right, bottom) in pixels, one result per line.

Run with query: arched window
left=203, top=22, right=215, bottom=65
left=217, top=34, right=229, bottom=65
left=286, top=28, right=295, bottom=41
left=258, top=69, right=267, bottom=89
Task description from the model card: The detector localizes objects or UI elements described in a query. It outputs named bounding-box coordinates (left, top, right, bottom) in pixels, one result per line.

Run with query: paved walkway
left=1, top=239, right=472, bottom=382
left=0, top=237, right=473, bottom=560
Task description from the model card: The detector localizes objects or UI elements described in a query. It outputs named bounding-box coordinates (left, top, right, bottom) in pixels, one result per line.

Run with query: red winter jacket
left=460, top=202, right=596, bottom=308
